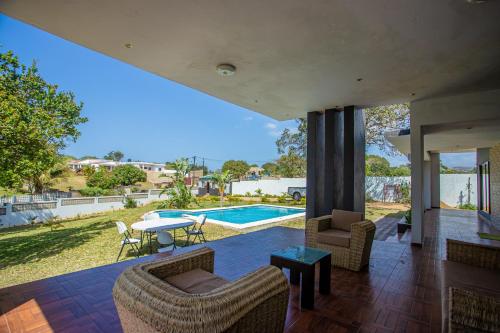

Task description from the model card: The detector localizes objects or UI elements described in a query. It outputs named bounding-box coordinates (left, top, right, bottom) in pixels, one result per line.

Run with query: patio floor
left=1, top=209, right=498, bottom=333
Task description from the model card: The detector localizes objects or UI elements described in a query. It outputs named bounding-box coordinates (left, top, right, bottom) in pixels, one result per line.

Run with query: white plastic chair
left=157, top=231, right=174, bottom=253
left=115, top=221, right=141, bottom=261
left=186, top=214, right=207, bottom=245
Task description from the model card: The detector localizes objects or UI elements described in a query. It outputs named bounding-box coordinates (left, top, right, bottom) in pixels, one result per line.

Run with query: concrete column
left=410, top=124, right=424, bottom=245
left=423, top=161, right=431, bottom=210
left=343, top=106, right=366, bottom=215
left=430, top=153, right=440, bottom=208
left=306, top=107, right=365, bottom=219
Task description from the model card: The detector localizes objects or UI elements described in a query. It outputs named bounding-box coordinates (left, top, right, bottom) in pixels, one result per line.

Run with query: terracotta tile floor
left=0, top=209, right=498, bottom=332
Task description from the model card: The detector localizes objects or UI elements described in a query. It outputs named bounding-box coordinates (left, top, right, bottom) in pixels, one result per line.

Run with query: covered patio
left=1, top=210, right=497, bottom=333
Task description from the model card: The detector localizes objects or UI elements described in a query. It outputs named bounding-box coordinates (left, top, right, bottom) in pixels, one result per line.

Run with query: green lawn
left=0, top=200, right=406, bottom=288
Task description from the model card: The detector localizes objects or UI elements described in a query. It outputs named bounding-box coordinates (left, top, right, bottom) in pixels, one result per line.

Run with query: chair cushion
left=317, top=229, right=351, bottom=248
left=331, top=209, right=363, bottom=232
left=165, top=268, right=229, bottom=294
left=441, top=260, right=500, bottom=329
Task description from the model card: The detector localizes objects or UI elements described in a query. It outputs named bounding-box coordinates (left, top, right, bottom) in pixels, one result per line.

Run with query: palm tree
left=211, top=170, right=232, bottom=207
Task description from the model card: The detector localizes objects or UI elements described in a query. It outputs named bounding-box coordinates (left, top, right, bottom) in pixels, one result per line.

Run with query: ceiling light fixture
left=216, top=64, right=236, bottom=76
left=466, top=0, right=487, bottom=4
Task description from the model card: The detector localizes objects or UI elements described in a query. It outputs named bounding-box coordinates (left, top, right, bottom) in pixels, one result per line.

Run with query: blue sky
left=0, top=14, right=474, bottom=169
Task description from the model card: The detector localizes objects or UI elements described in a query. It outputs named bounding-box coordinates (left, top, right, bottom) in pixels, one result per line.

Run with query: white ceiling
left=2, top=0, right=500, bottom=120
left=386, top=123, right=500, bottom=158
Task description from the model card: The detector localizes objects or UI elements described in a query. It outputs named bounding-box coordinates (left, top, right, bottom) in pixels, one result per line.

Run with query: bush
left=124, top=197, right=137, bottom=209
left=79, top=187, right=110, bottom=197
left=255, top=188, right=263, bottom=196
left=86, top=167, right=117, bottom=189
left=112, top=165, right=147, bottom=186
left=458, top=203, right=477, bottom=210
left=261, top=197, right=269, bottom=203
left=245, top=192, right=252, bottom=197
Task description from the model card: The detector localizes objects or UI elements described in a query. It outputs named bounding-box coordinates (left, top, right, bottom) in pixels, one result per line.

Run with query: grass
left=0, top=200, right=407, bottom=288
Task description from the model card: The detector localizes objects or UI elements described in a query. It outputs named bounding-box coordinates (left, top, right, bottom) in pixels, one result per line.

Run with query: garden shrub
left=124, top=197, right=137, bottom=209
left=458, top=203, right=477, bottom=210
left=79, top=186, right=109, bottom=197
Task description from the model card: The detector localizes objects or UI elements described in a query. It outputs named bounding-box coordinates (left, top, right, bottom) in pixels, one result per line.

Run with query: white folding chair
left=186, top=214, right=207, bottom=245
left=115, top=221, right=141, bottom=261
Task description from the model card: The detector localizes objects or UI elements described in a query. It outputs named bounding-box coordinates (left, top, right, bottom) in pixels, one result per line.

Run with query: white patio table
left=131, top=218, right=194, bottom=254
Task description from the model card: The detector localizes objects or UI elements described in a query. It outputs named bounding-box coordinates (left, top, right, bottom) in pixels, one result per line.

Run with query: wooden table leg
left=290, top=268, right=300, bottom=285
left=301, top=265, right=315, bottom=309
left=319, top=254, right=331, bottom=295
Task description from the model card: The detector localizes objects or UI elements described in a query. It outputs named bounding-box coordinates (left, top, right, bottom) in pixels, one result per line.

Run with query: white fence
left=0, top=190, right=168, bottom=228
left=231, top=174, right=477, bottom=207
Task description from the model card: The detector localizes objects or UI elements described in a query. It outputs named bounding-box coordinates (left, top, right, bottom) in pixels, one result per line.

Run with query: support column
left=430, top=153, right=440, bottom=208
left=410, top=124, right=424, bottom=245
left=343, top=106, right=366, bottom=215
left=306, top=107, right=365, bottom=219
left=423, top=161, right=431, bottom=210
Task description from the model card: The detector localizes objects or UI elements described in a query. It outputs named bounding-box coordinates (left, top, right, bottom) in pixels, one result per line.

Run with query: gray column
left=423, top=161, right=431, bottom=210
left=410, top=124, right=424, bottom=245
left=306, top=107, right=365, bottom=219
left=343, top=106, right=366, bottom=215
left=430, top=153, right=440, bottom=208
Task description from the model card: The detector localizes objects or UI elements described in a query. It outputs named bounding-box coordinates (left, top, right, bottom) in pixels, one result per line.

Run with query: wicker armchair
left=305, top=209, right=376, bottom=271
left=442, top=239, right=500, bottom=332
left=113, top=247, right=290, bottom=333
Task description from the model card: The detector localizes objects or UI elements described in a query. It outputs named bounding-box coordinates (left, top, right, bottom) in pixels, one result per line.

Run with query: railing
left=61, top=198, right=95, bottom=206
left=97, top=196, right=124, bottom=203
left=127, top=193, right=148, bottom=200
left=12, top=202, right=58, bottom=212
left=0, top=191, right=72, bottom=204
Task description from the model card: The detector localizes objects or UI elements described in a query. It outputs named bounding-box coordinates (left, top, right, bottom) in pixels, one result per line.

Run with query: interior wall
left=489, top=144, right=500, bottom=225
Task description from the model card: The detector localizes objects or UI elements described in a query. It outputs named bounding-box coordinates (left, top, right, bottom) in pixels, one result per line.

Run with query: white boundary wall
left=0, top=190, right=168, bottom=228
left=231, top=174, right=477, bottom=207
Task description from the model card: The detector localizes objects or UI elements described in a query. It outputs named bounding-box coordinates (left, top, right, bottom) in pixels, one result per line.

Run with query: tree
left=0, top=51, right=87, bottom=193
left=211, top=170, right=233, bottom=207
left=262, top=162, right=278, bottom=176
left=104, top=150, right=124, bottom=162
left=221, top=160, right=250, bottom=180
left=112, top=165, right=147, bottom=186
left=276, top=152, right=306, bottom=178
left=366, top=155, right=392, bottom=176
left=276, top=118, right=307, bottom=157
left=275, top=104, right=410, bottom=157
left=80, top=155, right=98, bottom=160
left=158, top=158, right=196, bottom=209
left=366, top=155, right=410, bottom=176
left=86, top=167, right=117, bottom=189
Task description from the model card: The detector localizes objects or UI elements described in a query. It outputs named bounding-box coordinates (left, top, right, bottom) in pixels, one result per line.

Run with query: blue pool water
left=157, top=205, right=304, bottom=224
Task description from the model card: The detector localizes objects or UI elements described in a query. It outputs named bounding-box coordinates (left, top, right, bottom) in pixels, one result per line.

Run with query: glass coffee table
left=270, top=245, right=331, bottom=309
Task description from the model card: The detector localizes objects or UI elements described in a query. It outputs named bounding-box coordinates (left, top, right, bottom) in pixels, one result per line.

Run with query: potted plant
left=397, top=209, right=412, bottom=233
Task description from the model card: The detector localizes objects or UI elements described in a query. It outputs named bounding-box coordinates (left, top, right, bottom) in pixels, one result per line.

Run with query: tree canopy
left=275, top=104, right=410, bottom=157
left=365, top=155, right=410, bottom=177
left=112, top=165, right=147, bottom=186
left=104, top=150, right=124, bottom=162
left=0, top=51, right=87, bottom=193
left=261, top=162, right=278, bottom=176
left=276, top=152, right=306, bottom=178
left=221, top=160, right=249, bottom=179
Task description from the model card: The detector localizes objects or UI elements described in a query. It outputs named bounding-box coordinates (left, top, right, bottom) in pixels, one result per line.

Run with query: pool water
left=157, top=205, right=304, bottom=225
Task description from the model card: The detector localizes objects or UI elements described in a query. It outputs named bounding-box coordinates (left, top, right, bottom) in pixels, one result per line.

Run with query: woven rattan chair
left=441, top=239, right=500, bottom=332
left=113, top=247, right=290, bottom=333
left=305, top=209, right=376, bottom=271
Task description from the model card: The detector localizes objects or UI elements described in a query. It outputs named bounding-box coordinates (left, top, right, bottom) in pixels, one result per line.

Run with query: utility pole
left=192, top=156, right=197, bottom=168
left=202, top=158, right=205, bottom=175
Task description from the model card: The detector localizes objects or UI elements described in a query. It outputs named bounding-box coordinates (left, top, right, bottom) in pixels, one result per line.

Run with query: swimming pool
left=157, top=204, right=305, bottom=229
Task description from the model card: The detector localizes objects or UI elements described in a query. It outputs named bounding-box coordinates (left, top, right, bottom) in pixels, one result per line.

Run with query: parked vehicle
left=287, top=187, right=306, bottom=201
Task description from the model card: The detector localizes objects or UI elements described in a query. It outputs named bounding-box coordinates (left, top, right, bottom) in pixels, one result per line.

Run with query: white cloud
left=243, top=116, right=253, bottom=121
left=265, top=122, right=277, bottom=129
